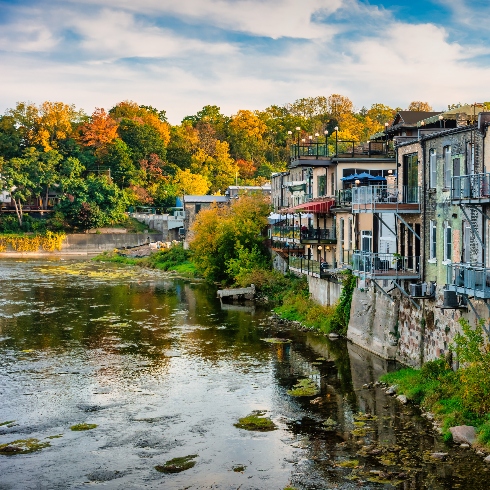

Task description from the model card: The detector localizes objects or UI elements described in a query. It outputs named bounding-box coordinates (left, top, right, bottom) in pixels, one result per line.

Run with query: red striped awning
left=281, top=198, right=335, bottom=214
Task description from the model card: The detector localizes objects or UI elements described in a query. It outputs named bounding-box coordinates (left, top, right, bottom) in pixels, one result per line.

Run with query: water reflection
left=0, top=259, right=488, bottom=489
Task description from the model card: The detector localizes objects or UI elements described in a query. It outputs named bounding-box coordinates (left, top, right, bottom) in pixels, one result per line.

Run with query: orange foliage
left=236, top=159, right=257, bottom=179
left=78, top=108, right=118, bottom=155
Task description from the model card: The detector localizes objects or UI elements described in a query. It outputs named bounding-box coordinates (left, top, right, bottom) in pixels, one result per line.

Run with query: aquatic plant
left=0, top=438, right=50, bottom=455
left=287, top=378, right=319, bottom=397
left=70, top=423, right=97, bottom=431
left=155, top=454, right=198, bottom=473
left=234, top=411, right=277, bottom=431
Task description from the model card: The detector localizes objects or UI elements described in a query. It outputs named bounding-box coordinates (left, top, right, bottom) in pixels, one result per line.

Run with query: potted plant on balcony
left=391, top=253, right=402, bottom=271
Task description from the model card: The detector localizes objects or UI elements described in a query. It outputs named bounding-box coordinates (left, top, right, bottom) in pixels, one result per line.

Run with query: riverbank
left=379, top=318, right=490, bottom=453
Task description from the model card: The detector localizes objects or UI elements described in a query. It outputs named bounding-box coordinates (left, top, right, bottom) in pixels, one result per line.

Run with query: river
left=0, top=258, right=488, bottom=489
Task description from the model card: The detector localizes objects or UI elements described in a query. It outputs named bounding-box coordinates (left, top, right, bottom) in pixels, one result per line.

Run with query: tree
left=100, top=139, right=137, bottom=187
left=77, top=108, right=118, bottom=158
left=0, top=116, right=22, bottom=160
left=189, top=193, right=271, bottom=282
left=366, top=103, right=396, bottom=126
left=227, top=110, right=267, bottom=163
left=58, top=173, right=127, bottom=230
left=117, top=119, right=167, bottom=165
left=407, top=101, right=433, bottom=112
left=109, top=101, right=170, bottom=145
left=173, top=168, right=210, bottom=195
left=0, top=148, right=63, bottom=224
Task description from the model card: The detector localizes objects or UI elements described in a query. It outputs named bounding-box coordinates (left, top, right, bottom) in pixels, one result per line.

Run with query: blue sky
left=0, top=0, right=489, bottom=123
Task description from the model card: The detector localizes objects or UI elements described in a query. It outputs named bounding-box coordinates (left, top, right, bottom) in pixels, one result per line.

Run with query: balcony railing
left=352, top=251, right=420, bottom=279
left=340, top=249, right=353, bottom=268
left=335, top=189, right=352, bottom=207
left=271, top=225, right=300, bottom=242
left=289, top=256, right=336, bottom=278
left=451, top=173, right=490, bottom=203
left=290, top=141, right=393, bottom=160
left=446, top=262, right=490, bottom=299
left=300, top=226, right=336, bottom=242
left=352, top=185, right=420, bottom=213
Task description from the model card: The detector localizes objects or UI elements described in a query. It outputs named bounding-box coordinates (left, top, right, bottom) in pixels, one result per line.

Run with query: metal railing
left=352, top=185, right=420, bottom=212
left=289, top=256, right=336, bottom=278
left=340, top=249, right=353, bottom=267
left=271, top=225, right=300, bottom=241
left=352, top=251, right=420, bottom=277
left=300, top=226, right=336, bottom=241
left=451, top=173, right=490, bottom=201
left=336, top=189, right=352, bottom=207
left=290, top=141, right=393, bottom=160
left=446, top=262, right=490, bottom=298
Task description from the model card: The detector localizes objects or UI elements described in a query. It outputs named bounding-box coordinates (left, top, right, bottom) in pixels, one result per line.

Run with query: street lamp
left=334, top=126, right=339, bottom=156
left=295, top=126, right=301, bottom=158
left=438, top=114, right=444, bottom=128
left=324, top=130, right=329, bottom=156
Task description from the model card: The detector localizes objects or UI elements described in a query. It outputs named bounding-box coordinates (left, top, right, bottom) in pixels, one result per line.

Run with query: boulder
left=449, top=425, right=477, bottom=445
left=385, top=385, right=398, bottom=395
left=430, top=452, right=448, bottom=461
left=484, top=455, right=490, bottom=463
left=397, top=395, right=408, bottom=404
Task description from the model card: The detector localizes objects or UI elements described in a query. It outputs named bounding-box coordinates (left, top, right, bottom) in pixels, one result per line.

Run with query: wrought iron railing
left=289, top=256, right=336, bottom=277
left=289, top=141, right=393, bottom=160
left=271, top=225, right=300, bottom=240
left=451, top=173, right=490, bottom=201
left=336, top=189, right=352, bottom=207
left=300, top=226, right=336, bottom=241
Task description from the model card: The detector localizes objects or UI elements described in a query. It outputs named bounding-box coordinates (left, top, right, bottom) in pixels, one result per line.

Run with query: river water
left=0, top=259, right=488, bottom=490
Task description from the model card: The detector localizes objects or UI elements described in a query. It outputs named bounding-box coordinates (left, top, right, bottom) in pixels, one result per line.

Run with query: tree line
left=0, top=96, right=433, bottom=231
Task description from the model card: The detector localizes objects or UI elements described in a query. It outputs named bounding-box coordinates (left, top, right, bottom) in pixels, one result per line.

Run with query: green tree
left=189, top=193, right=270, bottom=282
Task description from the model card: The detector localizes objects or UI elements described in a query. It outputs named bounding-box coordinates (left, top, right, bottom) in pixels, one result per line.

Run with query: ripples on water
left=0, top=258, right=488, bottom=489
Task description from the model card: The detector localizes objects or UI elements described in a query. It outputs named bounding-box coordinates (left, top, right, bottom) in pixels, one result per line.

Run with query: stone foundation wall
left=348, top=283, right=490, bottom=367
left=61, top=233, right=163, bottom=254
left=307, top=275, right=342, bottom=306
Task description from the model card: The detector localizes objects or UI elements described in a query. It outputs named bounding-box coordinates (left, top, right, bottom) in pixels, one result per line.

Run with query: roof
left=183, top=195, right=229, bottom=203
left=281, top=198, right=335, bottom=214
left=393, top=111, right=440, bottom=126
left=417, top=104, right=485, bottom=126
left=227, top=185, right=271, bottom=190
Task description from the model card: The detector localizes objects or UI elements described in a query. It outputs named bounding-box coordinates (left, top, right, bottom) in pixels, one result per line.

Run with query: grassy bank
left=93, top=244, right=199, bottom=278
left=381, top=318, right=490, bottom=449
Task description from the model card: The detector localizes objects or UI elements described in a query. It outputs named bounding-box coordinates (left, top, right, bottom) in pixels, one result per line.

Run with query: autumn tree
left=407, top=101, right=433, bottom=112
left=173, top=168, right=210, bottom=196
left=189, top=193, right=270, bottom=282
left=78, top=108, right=118, bottom=158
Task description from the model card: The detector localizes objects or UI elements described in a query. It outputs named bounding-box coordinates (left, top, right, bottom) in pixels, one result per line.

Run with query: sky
left=0, top=0, right=489, bottom=124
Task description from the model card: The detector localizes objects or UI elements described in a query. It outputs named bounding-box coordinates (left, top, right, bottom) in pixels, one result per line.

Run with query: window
left=331, top=173, right=335, bottom=196
left=443, top=221, right=452, bottom=263
left=429, top=150, right=437, bottom=188
left=317, top=175, right=326, bottom=197
left=443, top=146, right=451, bottom=189
left=347, top=218, right=352, bottom=251
left=429, top=220, right=437, bottom=261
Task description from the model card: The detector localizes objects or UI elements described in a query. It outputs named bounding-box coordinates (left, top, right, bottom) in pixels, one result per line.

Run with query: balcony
left=446, top=263, right=490, bottom=299
left=352, top=251, right=420, bottom=280
left=290, top=141, right=393, bottom=161
left=289, top=256, right=336, bottom=279
left=352, top=185, right=420, bottom=213
left=300, top=226, right=336, bottom=244
left=451, top=173, right=490, bottom=204
left=271, top=225, right=301, bottom=244
left=335, top=189, right=352, bottom=208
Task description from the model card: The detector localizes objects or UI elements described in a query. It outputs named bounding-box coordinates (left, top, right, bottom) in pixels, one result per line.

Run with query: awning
left=281, top=198, right=335, bottom=214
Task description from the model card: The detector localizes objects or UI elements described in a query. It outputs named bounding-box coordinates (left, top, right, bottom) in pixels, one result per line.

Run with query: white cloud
left=63, top=0, right=342, bottom=39
left=1, top=0, right=490, bottom=124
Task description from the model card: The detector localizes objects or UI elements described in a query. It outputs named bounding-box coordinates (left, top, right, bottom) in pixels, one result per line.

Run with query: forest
left=0, top=96, right=429, bottom=231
